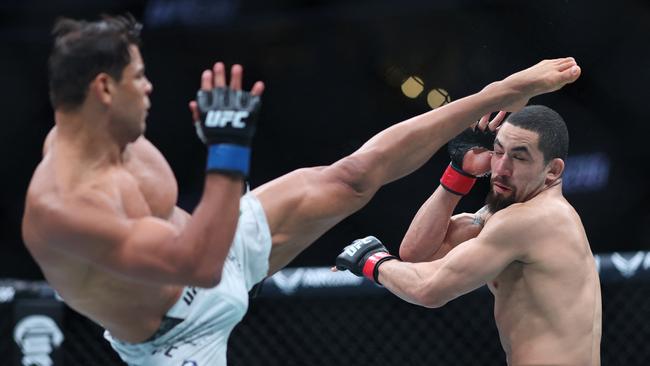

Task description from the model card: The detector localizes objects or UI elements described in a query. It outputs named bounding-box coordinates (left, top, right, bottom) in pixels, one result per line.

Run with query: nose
left=144, top=77, right=153, bottom=95
left=492, top=154, right=512, bottom=177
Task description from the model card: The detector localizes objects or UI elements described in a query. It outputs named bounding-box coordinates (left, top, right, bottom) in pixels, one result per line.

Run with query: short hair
left=505, top=105, right=569, bottom=163
left=48, top=14, right=142, bottom=111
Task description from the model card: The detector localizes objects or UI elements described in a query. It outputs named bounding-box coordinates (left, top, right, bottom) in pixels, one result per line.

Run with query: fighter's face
left=110, top=45, right=152, bottom=141
left=486, top=123, right=549, bottom=212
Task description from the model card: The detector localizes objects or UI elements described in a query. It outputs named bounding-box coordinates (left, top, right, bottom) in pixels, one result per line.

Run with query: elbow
left=399, top=246, right=417, bottom=262
left=399, top=241, right=434, bottom=263
left=414, top=282, right=449, bottom=309
left=418, top=294, right=448, bottom=309
left=189, top=269, right=222, bottom=289
left=334, top=154, right=382, bottom=198
left=180, top=260, right=224, bottom=288
left=421, top=297, right=448, bottom=309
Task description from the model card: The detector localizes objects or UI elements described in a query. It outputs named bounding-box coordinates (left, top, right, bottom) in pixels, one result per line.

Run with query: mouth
left=492, top=181, right=511, bottom=193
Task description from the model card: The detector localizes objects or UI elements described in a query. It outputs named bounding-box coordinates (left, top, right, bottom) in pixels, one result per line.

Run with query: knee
left=329, top=153, right=382, bottom=199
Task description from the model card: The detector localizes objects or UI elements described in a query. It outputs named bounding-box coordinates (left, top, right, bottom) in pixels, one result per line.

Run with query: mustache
left=491, top=176, right=511, bottom=187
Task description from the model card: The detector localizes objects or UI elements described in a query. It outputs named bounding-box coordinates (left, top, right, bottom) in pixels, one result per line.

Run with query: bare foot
left=486, top=57, right=581, bottom=112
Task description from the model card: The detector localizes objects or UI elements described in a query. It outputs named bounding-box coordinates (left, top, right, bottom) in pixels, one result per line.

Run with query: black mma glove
left=335, top=236, right=398, bottom=284
left=440, top=126, right=496, bottom=195
left=447, top=126, right=496, bottom=173
left=194, top=87, right=262, bottom=176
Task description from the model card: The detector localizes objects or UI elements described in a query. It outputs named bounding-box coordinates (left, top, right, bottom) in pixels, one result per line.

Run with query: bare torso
left=486, top=189, right=602, bottom=365
left=23, top=128, right=186, bottom=342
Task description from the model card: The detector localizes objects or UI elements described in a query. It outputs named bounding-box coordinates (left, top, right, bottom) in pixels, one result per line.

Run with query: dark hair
left=505, top=105, right=569, bottom=163
left=48, top=14, right=142, bottom=110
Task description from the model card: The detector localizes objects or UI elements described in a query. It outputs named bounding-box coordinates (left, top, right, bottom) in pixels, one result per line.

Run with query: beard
left=485, top=178, right=518, bottom=213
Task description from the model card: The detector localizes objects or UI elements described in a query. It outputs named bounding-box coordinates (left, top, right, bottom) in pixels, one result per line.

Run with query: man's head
left=486, top=105, right=568, bottom=212
left=49, top=14, right=143, bottom=111
left=49, top=14, right=152, bottom=141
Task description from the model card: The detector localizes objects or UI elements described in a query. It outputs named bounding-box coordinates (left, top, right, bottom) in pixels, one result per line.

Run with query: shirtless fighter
left=336, top=106, right=601, bottom=365
left=22, top=13, right=582, bottom=365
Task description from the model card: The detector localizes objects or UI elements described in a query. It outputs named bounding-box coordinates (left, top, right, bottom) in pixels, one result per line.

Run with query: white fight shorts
left=105, top=192, right=272, bottom=366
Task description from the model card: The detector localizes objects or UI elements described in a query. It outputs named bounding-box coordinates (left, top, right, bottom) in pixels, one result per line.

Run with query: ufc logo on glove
left=205, top=110, right=249, bottom=128
left=344, top=237, right=375, bottom=256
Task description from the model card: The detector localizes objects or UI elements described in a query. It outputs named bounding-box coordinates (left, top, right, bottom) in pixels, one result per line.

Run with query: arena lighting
left=427, top=88, right=451, bottom=109
left=400, top=76, right=424, bottom=98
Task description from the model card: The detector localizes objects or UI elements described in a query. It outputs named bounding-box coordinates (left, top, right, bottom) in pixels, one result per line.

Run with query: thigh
left=252, top=162, right=376, bottom=274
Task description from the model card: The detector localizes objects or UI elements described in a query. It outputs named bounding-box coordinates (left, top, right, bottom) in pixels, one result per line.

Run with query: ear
left=88, top=73, right=115, bottom=106
left=545, top=158, right=565, bottom=184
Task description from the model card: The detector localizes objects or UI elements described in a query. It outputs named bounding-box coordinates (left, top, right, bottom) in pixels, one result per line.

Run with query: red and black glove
left=335, top=236, right=398, bottom=284
left=441, top=127, right=496, bottom=195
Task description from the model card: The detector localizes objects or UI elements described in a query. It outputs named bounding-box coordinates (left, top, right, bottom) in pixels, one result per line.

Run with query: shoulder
left=478, top=203, right=548, bottom=250
left=129, top=136, right=166, bottom=160
left=24, top=184, right=123, bottom=246
left=478, top=198, right=578, bottom=255
left=450, top=212, right=480, bottom=226
left=450, top=206, right=492, bottom=228
left=482, top=203, right=536, bottom=231
left=42, top=126, right=57, bottom=156
left=127, top=136, right=174, bottom=172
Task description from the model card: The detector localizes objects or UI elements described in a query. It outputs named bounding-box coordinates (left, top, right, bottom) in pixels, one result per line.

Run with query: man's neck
left=54, top=108, right=130, bottom=167
left=534, top=179, right=563, bottom=199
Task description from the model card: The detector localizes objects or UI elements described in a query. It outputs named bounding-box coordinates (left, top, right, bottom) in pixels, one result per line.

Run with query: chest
left=488, top=261, right=524, bottom=295
left=118, top=150, right=178, bottom=219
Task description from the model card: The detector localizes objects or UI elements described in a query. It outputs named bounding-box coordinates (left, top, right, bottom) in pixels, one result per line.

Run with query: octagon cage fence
left=1, top=251, right=648, bottom=365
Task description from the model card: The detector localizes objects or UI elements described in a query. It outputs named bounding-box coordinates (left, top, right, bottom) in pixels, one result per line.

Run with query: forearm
left=399, top=186, right=461, bottom=262
left=174, top=174, right=243, bottom=286
left=376, top=259, right=448, bottom=308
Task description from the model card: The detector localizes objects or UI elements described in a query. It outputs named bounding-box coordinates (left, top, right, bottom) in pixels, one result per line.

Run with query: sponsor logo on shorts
left=182, top=287, right=199, bottom=306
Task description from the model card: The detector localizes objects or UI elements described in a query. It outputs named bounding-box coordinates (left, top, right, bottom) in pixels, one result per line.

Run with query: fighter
left=336, top=105, right=601, bottom=365
left=22, top=13, right=582, bottom=365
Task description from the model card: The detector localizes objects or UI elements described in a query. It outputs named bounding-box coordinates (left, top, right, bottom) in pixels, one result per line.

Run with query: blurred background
left=3, top=1, right=650, bottom=365
left=1, top=0, right=649, bottom=278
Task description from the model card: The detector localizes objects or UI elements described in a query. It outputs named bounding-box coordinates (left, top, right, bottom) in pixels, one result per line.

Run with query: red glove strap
left=440, top=164, right=476, bottom=195
left=362, top=252, right=393, bottom=282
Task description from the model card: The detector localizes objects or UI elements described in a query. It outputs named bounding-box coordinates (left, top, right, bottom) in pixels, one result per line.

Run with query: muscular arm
left=347, top=58, right=579, bottom=190
left=255, top=58, right=580, bottom=273
left=399, top=186, right=461, bottom=262
left=24, top=174, right=243, bottom=288
left=400, top=183, right=490, bottom=262
left=259, top=81, right=519, bottom=272
left=378, top=211, right=526, bottom=308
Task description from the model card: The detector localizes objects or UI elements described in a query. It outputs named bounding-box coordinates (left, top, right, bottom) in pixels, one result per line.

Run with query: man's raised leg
left=254, top=57, right=581, bottom=274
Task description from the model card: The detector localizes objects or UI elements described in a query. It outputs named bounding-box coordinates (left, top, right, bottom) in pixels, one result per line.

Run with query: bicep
left=46, top=200, right=188, bottom=284
left=168, top=206, right=191, bottom=228
left=432, top=231, right=519, bottom=301
left=430, top=212, right=484, bottom=260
